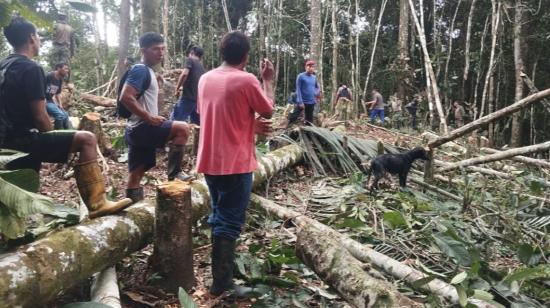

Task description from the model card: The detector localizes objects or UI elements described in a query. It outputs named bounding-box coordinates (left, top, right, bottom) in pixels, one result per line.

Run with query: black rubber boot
left=167, top=145, right=192, bottom=181
left=54, top=120, right=64, bottom=130
left=210, top=236, right=255, bottom=298
left=125, top=187, right=144, bottom=203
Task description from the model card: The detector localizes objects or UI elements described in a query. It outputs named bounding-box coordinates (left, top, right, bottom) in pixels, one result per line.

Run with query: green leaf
left=0, top=169, right=39, bottom=192
left=0, top=206, right=25, bottom=239
left=0, top=150, right=28, bottom=169
left=504, top=264, right=550, bottom=282
left=456, top=285, right=468, bottom=307
left=517, top=244, right=542, bottom=266
left=336, top=218, right=364, bottom=229
left=472, top=289, right=494, bottom=301
left=0, top=177, right=53, bottom=217
left=411, top=275, right=437, bottom=288
left=433, top=232, right=472, bottom=266
left=450, top=272, right=468, bottom=285
left=382, top=211, right=408, bottom=229
left=178, top=287, right=197, bottom=308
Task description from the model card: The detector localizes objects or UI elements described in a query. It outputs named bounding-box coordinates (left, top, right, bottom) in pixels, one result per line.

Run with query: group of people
left=0, top=17, right=274, bottom=297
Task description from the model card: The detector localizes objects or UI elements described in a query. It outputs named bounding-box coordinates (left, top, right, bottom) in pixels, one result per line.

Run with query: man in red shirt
left=197, top=31, right=274, bottom=297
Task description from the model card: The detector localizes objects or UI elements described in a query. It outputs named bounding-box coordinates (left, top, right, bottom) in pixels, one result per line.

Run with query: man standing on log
left=196, top=31, right=274, bottom=297
left=45, top=63, right=71, bottom=129
left=287, top=60, right=319, bottom=126
left=120, top=33, right=191, bottom=203
left=172, top=46, right=205, bottom=125
left=0, top=17, right=132, bottom=218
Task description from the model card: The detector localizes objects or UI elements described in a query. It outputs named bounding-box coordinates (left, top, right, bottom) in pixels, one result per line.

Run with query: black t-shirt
left=0, top=54, right=46, bottom=133
left=181, top=57, right=205, bottom=101
left=45, top=72, right=62, bottom=101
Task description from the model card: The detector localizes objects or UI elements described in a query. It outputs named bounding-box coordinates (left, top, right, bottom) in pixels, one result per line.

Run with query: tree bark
left=80, top=93, right=116, bottom=107
left=251, top=194, right=497, bottom=308
left=116, top=0, right=131, bottom=84
left=330, top=0, right=338, bottom=112
left=310, top=0, right=322, bottom=67
left=397, top=0, right=410, bottom=103
left=479, top=0, right=500, bottom=124
left=362, top=0, right=388, bottom=101
left=153, top=181, right=194, bottom=292
left=511, top=0, right=525, bottom=147
left=140, top=0, right=161, bottom=33
left=78, top=112, right=112, bottom=155
left=90, top=267, right=121, bottom=308
left=443, top=0, right=462, bottom=106
left=296, top=225, right=420, bottom=308
left=91, top=0, right=103, bottom=90
left=463, top=0, right=477, bottom=86
left=428, top=88, right=550, bottom=149
left=521, top=73, right=550, bottom=114
left=162, top=0, right=171, bottom=69
left=439, top=141, right=550, bottom=172
left=0, top=144, right=304, bottom=307
left=408, top=0, right=448, bottom=133
left=480, top=147, right=550, bottom=169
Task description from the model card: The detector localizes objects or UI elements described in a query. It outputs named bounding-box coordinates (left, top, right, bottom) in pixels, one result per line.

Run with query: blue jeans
left=46, top=101, right=69, bottom=121
left=171, top=98, right=200, bottom=125
left=370, top=109, right=385, bottom=124
left=206, top=173, right=253, bottom=240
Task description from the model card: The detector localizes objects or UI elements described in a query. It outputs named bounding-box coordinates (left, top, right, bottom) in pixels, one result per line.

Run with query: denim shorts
left=205, top=173, right=253, bottom=240
left=125, top=121, right=172, bottom=171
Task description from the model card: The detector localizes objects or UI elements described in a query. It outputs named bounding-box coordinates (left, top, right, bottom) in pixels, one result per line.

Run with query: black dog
left=365, top=147, right=430, bottom=190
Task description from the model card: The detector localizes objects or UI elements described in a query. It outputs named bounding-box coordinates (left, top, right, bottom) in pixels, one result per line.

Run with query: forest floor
left=41, top=117, right=419, bottom=307
left=39, top=110, right=549, bottom=307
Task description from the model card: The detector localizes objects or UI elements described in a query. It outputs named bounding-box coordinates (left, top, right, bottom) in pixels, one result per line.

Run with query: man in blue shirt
left=287, top=60, right=319, bottom=126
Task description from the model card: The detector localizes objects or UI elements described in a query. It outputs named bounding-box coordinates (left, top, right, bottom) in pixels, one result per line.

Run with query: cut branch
left=481, top=147, right=550, bottom=169
left=438, top=142, right=550, bottom=173
left=428, top=88, right=550, bottom=149
left=80, top=93, right=116, bottom=108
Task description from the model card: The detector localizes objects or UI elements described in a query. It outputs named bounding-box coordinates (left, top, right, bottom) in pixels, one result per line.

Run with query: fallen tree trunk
left=251, top=194, right=497, bottom=307
left=80, top=93, right=116, bottom=108
left=521, top=73, right=550, bottom=114
left=434, top=159, right=513, bottom=179
left=439, top=141, right=550, bottom=173
left=296, top=224, right=419, bottom=307
left=0, top=144, right=304, bottom=307
left=428, top=88, right=550, bottom=149
left=481, top=147, right=550, bottom=169
left=90, top=266, right=121, bottom=308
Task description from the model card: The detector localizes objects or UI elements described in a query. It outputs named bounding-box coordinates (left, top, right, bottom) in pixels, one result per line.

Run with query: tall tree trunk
left=116, top=0, right=131, bottom=83
left=511, top=0, right=524, bottom=147
left=258, top=1, right=265, bottom=57
left=310, top=0, right=322, bottom=95
left=362, top=0, right=388, bottom=101
left=463, top=0, right=477, bottom=97
left=346, top=3, right=357, bottom=115
left=162, top=0, right=170, bottom=69
left=408, top=0, right=448, bottom=133
left=473, top=16, right=489, bottom=119
left=274, top=0, right=283, bottom=93
left=330, top=0, right=338, bottom=112
left=91, top=0, right=103, bottom=89
left=354, top=0, right=360, bottom=106
left=397, top=0, right=410, bottom=103
left=443, top=0, right=462, bottom=107
left=479, top=0, right=500, bottom=120
left=140, top=0, right=161, bottom=34
left=197, top=0, right=203, bottom=46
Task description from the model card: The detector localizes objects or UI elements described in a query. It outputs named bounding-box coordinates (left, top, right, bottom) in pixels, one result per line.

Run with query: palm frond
left=0, top=177, right=53, bottom=217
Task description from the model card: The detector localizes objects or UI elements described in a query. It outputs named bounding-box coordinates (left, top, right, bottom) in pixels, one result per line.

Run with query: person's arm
left=30, top=99, right=53, bottom=132
left=259, top=59, right=275, bottom=119
left=295, top=74, right=303, bottom=105
left=120, top=84, right=164, bottom=126
left=175, top=68, right=190, bottom=96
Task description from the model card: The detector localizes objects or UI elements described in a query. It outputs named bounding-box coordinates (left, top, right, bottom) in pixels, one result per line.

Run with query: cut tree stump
left=80, top=93, right=116, bottom=107
left=153, top=181, right=195, bottom=292
left=78, top=112, right=113, bottom=155
left=296, top=224, right=420, bottom=308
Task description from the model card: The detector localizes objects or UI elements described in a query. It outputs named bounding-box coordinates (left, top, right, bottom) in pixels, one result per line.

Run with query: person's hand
left=260, top=58, right=275, bottom=82
left=145, top=115, right=166, bottom=126
left=298, top=103, right=305, bottom=110
left=255, top=117, right=273, bottom=136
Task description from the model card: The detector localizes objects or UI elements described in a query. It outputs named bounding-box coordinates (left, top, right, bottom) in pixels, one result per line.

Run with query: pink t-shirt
left=196, top=66, right=273, bottom=175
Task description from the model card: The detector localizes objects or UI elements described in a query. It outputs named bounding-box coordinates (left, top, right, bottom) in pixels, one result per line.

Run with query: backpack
left=116, top=64, right=152, bottom=119
left=0, top=57, right=19, bottom=146
left=339, top=87, right=350, bottom=99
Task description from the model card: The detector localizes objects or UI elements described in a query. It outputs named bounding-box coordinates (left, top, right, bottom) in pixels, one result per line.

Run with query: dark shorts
left=125, top=121, right=172, bottom=172
left=4, top=130, right=76, bottom=171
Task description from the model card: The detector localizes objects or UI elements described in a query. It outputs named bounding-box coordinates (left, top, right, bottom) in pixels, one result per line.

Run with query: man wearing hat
left=287, top=60, right=319, bottom=126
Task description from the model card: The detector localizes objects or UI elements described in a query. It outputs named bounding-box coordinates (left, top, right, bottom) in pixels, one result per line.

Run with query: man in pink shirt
left=197, top=31, right=274, bottom=298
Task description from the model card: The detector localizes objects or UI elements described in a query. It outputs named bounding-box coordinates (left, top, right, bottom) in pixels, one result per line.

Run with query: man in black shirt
left=0, top=17, right=132, bottom=218
left=172, top=46, right=205, bottom=125
left=45, top=63, right=71, bottom=129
